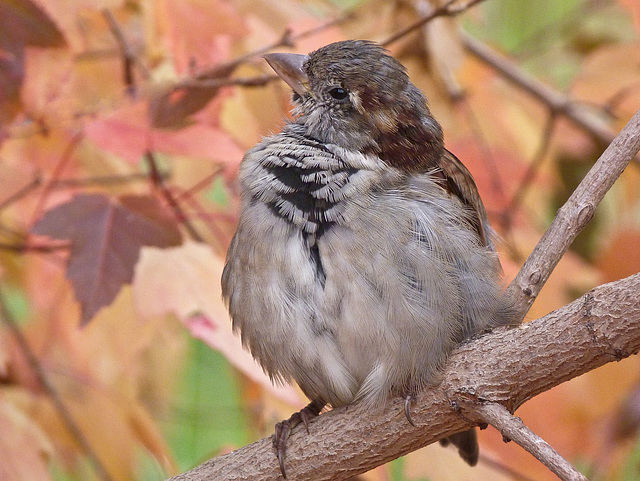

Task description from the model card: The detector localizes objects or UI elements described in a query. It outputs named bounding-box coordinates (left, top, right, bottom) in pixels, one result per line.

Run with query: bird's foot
left=273, top=399, right=325, bottom=478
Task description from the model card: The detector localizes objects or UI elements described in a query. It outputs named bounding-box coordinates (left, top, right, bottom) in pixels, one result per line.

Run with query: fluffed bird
left=222, top=39, right=516, bottom=477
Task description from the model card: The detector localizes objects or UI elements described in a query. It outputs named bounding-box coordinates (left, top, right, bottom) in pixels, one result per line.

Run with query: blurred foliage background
left=0, top=0, right=639, bottom=480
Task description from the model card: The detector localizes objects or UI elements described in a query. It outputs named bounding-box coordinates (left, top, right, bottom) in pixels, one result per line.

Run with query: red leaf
left=84, top=100, right=244, bottom=165
left=32, top=193, right=182, bottom=325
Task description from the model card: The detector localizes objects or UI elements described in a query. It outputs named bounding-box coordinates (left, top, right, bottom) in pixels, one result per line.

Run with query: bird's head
left=264, top=40, right=444, bottom=171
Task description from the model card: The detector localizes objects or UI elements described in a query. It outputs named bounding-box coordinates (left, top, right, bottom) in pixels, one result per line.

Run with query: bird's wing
left=435, top=149, right=490, bottom=247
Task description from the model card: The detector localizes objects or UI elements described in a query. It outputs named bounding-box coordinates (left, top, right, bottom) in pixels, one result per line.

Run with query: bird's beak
left=263, top=53, right=310, bottom=97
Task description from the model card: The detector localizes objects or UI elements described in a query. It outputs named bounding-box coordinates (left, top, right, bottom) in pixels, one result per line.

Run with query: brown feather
left=435, top=149, right=489, bottom=246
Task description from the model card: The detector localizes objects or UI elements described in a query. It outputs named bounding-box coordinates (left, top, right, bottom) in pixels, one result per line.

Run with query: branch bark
left=168, top=272, right=640, bottom=481
left=473, top=403, right=587, bottom=481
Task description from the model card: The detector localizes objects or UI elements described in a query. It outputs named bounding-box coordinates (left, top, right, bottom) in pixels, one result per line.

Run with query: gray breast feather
left=221, top=128, right=510, bottom=408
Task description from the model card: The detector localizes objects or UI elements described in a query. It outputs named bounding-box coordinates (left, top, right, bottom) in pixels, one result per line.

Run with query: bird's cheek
left=350, top=91, right=366, bottom=115
left=370, top=109, right=399, bottom=134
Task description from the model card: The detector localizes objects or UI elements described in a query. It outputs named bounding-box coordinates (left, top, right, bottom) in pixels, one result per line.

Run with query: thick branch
left=167, top=272, right=640, bottom=481
left=507, top=108, right=640, bottom=318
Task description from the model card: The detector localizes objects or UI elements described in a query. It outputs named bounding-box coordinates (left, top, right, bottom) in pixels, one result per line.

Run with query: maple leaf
left=32, top=193, right=182, bottom=325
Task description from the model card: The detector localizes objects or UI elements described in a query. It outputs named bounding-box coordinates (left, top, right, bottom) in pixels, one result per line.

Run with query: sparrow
left=222, top=39, right=516, bottom=477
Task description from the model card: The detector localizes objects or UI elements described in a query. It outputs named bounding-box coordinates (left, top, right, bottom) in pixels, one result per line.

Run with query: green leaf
left=168, top=338, right=249, bottom=471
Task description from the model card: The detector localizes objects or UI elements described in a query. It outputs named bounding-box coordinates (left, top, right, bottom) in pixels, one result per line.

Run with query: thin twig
left=507, top=108, right=640, bottom=319
left=175, top=74, right=278, bottom=90
left=381, top=0, right=487, bottom=46
left=1, top=171, right=163, bottom=213
left=144, top=151, right=204, bottom=242
left=154, top=14, right=354, bottom=127
left=191, top=13, right=354, bottom=82
left=290, top=13, right=356, bottom=42
left=460, top=31, right=623, bottom=152
left=495, top=112, right=557, bottom=263
left=478, top=454, right=539, bottom=481
left=0, top=175, right=41, bottom=211
left=170, top=166, right=231, bottom=246
left=174, top=166, right=223, bottom=201
left=501, top=112, right=557, bottom=232
left=50, top=171, right=170, bottom=188
left=174, top=188, right=232, bottom=249
left=474, top=402, right=587, bottom=481
left=0, top=287, right=116, bottom=481
left=102, top=9, right=148, bottom=93
left=29, top=132, right=83, bottom=227
left=455, top=96, right=508, bottom=204
left=0, top=241, right=70, bottom=253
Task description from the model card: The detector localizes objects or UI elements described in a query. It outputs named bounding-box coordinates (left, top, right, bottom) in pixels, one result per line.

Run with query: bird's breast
left=256, top=155, right=359, bottom=238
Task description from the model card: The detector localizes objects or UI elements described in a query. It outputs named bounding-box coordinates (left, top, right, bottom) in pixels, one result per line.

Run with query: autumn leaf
left=32, top=193, right=182, bottom=325
left=84, top=100, right=245, bottom=165
left=0, top=1, right=638, bottom=479
left=0, top=0, right=65, bottom=138
left=0, top=400, right=53, bottom=481
left=0, top=0, right=65, bottom=48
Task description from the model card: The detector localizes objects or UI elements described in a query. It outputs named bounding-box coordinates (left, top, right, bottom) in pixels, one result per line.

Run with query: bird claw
left=404, top=394, right=417, bottom=427
left=273, top=400, right=325, bottom=478
left=300, top=409, right=311, bottom=434
left=273, top=420, right=293, bottom=478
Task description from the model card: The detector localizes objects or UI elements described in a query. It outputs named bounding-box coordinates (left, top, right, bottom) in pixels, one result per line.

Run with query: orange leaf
left=0, top=399, right=53, bottom=481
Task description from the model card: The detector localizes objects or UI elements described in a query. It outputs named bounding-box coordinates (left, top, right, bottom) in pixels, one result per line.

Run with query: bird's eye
left=328, top=87, right=348, bottom=100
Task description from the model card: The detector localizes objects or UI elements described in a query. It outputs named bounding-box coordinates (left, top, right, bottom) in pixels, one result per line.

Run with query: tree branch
left=381, top=0, right=488, bottom=46
left=159, top=19, right=640, bottom=475
left=472, top=403, right=587, bottom=481
left=168, top=272, right=640, bottom=481
left=460, top=32, right=625, bottom=150
left=165, top=105, right=640, bottom=479
left=507, top=108, right=640, bottom=318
